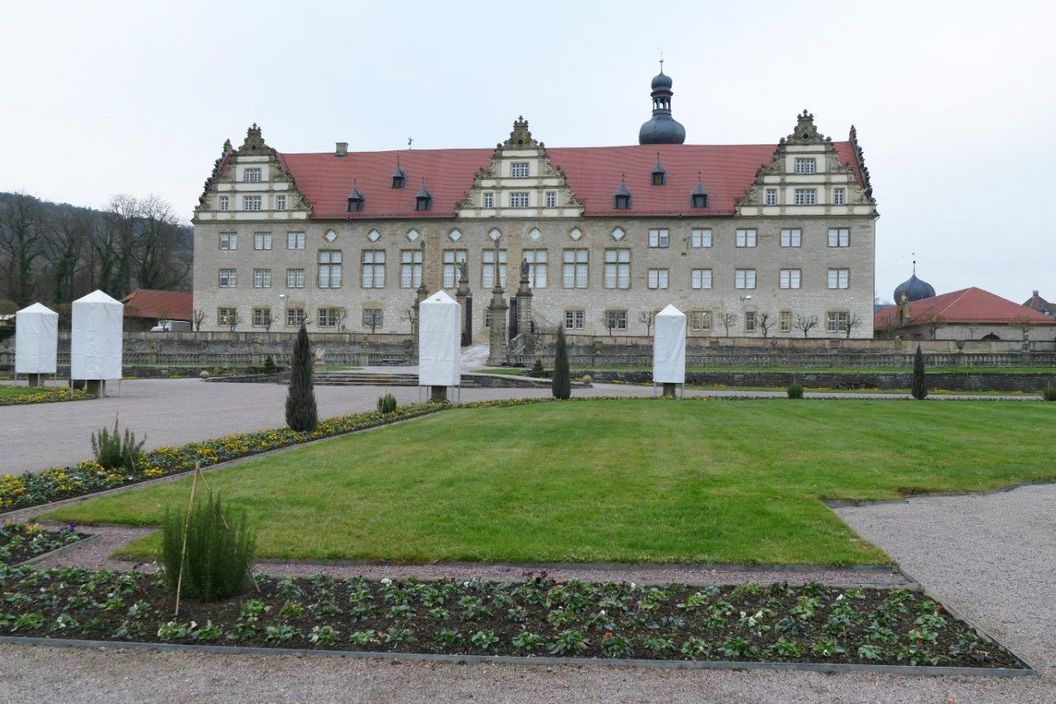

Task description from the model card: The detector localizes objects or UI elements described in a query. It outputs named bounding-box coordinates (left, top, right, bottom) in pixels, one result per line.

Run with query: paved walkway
left=1, top=484, right=1052, bottom=702
left=0, top=378, right=1031, bottom=475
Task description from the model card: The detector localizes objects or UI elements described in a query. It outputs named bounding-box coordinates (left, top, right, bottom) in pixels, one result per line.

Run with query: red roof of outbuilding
left=875, top=287, right=1056, bottom=331
left=122, top=289, right=193, bottom=321
left=279, top=142, right=864, bottom=220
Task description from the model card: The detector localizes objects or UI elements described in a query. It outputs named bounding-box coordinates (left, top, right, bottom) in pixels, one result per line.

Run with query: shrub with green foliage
left=90, top=418, right=145, bottom=470
left=528, top=359, right=547, bottom=378
left=286, top=325, right=318, bottom=431
left=1042, top=385, right=1056, bottom=402
left=911, top=345, right=928, bottom=400
left=551, top=326, right=571, bottom=400
left=161, top=491, right=255, bottom=602
left=377, top=393, right=398, bottom=414
left=786, top=384, right=804, bottom=399
left=262, top=355, right=279, bottom=375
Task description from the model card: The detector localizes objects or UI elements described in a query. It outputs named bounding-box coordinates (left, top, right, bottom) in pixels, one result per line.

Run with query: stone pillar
left=487, top=286, right=508, bottom=368
left=455, top=260, right=472, bottom=347
left=26, top=373, right=43, bottom=388
left=412, top=283, right=429, bottom=355
left=429, top=385, right=448, bottom=403
left=661, top=382, right=677, bottom=399
left=515, top=258, right=534, bottom=355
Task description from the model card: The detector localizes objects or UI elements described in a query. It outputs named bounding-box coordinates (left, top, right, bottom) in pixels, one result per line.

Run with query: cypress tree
left=551, top=325, right=571, bottom=400
left=911, top=344, right=928, bottom=400
left=286, top=324, right=318, bottom=431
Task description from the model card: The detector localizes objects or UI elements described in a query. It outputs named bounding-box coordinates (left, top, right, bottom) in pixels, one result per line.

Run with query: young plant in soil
left=0, top=524, right=84, bottom=566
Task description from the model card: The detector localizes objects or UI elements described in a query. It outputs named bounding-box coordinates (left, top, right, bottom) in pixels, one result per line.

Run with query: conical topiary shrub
left=911, top=344, right=928, bottom=400
left=551, top=326, right=571, bottom=400
left=286, top=324, right=318, bottom=431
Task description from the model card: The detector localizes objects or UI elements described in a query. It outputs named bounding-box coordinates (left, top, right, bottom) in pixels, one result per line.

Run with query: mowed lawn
left=45, top=400, right=1056, bottom=565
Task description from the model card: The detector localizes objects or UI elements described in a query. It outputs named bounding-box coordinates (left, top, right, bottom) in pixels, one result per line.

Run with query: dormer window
left=415, top=181, right=432, bottom=211
left=391, top=157, right=406, bottom=189
left=346, top=184, right=364, bottom=213
left=691, top=172, right=709, bottom=208
left=651, top=155, right=666, bottom=186
left=613, top=178, right=631, bottom=210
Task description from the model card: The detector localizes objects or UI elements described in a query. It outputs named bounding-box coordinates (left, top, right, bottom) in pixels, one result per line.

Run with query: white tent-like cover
left=71, top=290, right=124, bottom=381
left=653, top=304, right=687, bottom=384
left=15, top=303, right=59, bottom=375
left=418, top=290, right=461, bottom=387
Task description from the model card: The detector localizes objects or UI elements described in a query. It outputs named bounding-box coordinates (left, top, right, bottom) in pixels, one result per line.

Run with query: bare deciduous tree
left=638, top=310, right=656, bottom=336
left=716, top=311, right=736, bottom=337
left=758, top=312, right=774, bottom=338
left=794, top=314, right=819, bottom=338
left=0, top=192, right=44, bottom=306
left=845, top=312, right=863, bottom=339
left=192, top=309, right=207, bottom=332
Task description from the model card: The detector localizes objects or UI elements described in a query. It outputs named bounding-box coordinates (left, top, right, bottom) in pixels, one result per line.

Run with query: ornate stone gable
left=236, top=123, right=277, bottom=156
left=456, top=117, right=583, bottom=218
left=735, top=111, right=877, bottom=216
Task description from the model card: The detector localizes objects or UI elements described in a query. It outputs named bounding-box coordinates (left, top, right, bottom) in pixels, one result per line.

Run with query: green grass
left=45, top=400, right=1056, bottom=566
left=0, top=386, right=36, bottom=399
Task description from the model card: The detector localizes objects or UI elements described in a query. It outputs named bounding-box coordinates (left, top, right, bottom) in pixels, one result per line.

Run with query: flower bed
left=0, top=524, right=84, bottom=565
left=0, top=387, right=90, bottom=406
left=0, top=567, right=1023, bottom=669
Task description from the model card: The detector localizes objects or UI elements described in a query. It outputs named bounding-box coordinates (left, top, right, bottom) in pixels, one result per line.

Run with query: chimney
left=335, top=142, right=348, bottom=157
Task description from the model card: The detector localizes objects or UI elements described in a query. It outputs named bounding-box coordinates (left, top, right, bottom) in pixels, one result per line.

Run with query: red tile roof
left=279, top=142, right=864, bottom=220
left=1023, top=290, right=1055, bottom=315
left=874, top=287, right=1056, bottom=331
left=122, top=289, right=193, bottom=321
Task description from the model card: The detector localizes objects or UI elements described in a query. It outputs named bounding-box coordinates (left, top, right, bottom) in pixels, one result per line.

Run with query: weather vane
left=407, top=137, right=414, bottom=149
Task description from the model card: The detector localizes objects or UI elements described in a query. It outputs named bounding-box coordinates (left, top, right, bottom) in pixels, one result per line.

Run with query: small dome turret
left=639, top=62, right=686, bottom=145
left=894, top=264, right=935, bottom=303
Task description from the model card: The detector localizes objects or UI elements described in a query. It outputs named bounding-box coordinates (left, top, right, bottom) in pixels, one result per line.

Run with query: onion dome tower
left=893, top=261, right=936, bottom=303
left=638, top=61, right=686, bottom=145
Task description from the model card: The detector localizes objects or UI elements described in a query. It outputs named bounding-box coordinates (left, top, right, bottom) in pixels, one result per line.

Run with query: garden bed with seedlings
left=0, top=523, right=85, bottom=566
left=0, top=567, right=1027, bottom=671
left=0, top=386, right=90, bottom=406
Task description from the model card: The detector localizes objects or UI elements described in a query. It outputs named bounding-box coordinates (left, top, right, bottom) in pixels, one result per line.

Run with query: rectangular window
left=218, top=195, right=229, bottom=211
left=828, top=268, right=850, bottom=289
left=511, top=162, right=530, bottom=178
left=648, top=229, right=670, bottom=248
left=764, top=188, right=778, bottom=206
left=362, top=308, right=383, bottom=331
left=827, top=228, right=850, bottom=247
left=779, top=310, right=792, bottom=333
left=442, top=249, right=467, bottom=288
left=509, top=192, right=529, bottom=208
left=647, top=268, right=669, bottom=289
left=735, top=268, right=756, bottom=289
left=400, top=249, right=423, bottom=289
left=745, top=311, right=756, bottom=332
left=275, top=194, right=287, bottom=211
left=545, top=191, right=557, bottom=208
left=482, top=249, right=508, bottom=288
left=564, top=310, right=585, bottom=330
left=794, top=188, right=817, bottom=206
left=360, top=250, right=386, bottom=288
left=735, top=229, right=757, bottom=247
left=780, top=228, right=801, bottom=247
left=562, top=249, right=588, bottom=289
left=827, top=311, right=850, bottom=334
left=286, top=268, right=305, bottom=288
left=217, top=307, right=236, bottom=327
left=252, top=307, right=271, bottom=328
left=219, top=232, right=237, bottom=250
left=689, top=310, right=712, bottom=332
left=691, top=228, right=712, bottom=248
left=605, top=309, right=627, bottom=331
left=244, top=167, right=262, bottom=183
left=482, top=192, right=494, bottom=208
left=286, top=232, right=305, bottom=250
left=254, top=232, right=272, bottom=250
left=833, top=187, right=846, bottom=205
left=317, top=307, right=341, bottom=328
left=286, top=308, right=305, bottom=327
left=523, top=249, right=547, bottom=288
left=253, top=268, right=272, bottom=288
left=218, top=269, right=237, bottom=288
left=794, top=158, right=816, bottom=174
left=318, top=250, right=342, bottom=289
left=243, top=195, right=262, bottom=211
left=779, top=269, right=801, bottom=289
left=691, top=269, right=712, bottom=290
left=604, top=248, right=630, bottom=289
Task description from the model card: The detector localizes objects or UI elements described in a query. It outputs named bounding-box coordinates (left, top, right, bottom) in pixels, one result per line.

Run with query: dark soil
left=0, top=525, right=84, bottom=566
left=0, top=568, right=1023, bottom=668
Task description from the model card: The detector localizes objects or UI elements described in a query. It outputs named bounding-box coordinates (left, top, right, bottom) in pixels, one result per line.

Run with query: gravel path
left=0, top=378, right=1030, bottom=475
left=2, top=485, right=1053, bottom=702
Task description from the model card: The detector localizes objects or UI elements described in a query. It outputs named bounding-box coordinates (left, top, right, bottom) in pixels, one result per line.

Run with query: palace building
left=192, top=68, right=878, bottom=342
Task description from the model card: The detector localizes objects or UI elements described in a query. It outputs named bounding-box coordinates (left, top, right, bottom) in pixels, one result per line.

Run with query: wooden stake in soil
left=173, top=462, right=202, bottom=617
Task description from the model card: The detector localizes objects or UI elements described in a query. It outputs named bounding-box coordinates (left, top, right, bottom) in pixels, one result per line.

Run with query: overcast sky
left=2, top=0, right=1053, bottom=303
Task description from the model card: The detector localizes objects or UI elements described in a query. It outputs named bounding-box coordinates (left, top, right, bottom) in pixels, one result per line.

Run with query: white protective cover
left=15, top=303, right=58, bottom=374
left=652, top=304, right=687, bottom=384
left=418, top=290, right=461, bottom=387
left=70, top=290, right=124, bottom=380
